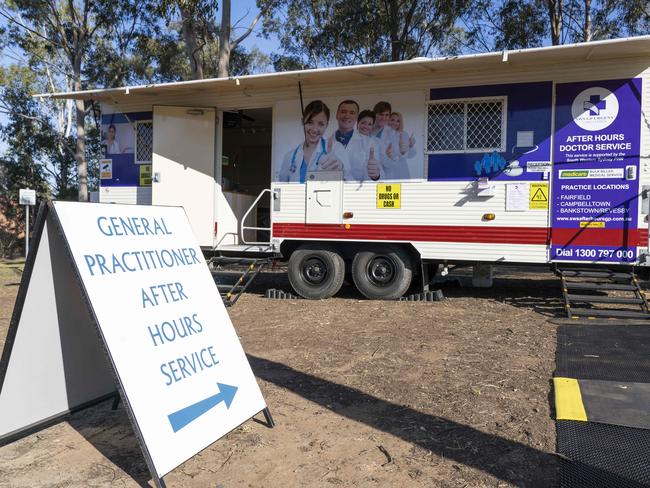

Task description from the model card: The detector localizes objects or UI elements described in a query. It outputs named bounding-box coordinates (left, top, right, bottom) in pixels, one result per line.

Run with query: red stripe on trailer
left=273, top=223, right=649, bottom=247
left=272, top=223, right=550, bottom=245
left=551, top=228, right=648, bottom=246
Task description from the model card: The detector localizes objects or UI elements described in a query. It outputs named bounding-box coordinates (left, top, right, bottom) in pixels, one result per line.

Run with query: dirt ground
left=0, top=264, right=561, bottom=487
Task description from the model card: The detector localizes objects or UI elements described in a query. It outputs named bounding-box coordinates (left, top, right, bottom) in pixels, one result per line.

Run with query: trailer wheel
left=352, top=245, right=413, bottom=300
left=288, top=244, right=345, bottom=299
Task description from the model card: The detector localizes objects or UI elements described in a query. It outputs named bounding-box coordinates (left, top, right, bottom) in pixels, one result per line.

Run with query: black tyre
left=288, top=244, right=345, bottom=299
left=352, top=245, right=413, bottom=300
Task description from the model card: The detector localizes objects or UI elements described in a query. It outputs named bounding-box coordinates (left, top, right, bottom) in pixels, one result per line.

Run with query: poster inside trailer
left=551, top=78, right=642, bottom=263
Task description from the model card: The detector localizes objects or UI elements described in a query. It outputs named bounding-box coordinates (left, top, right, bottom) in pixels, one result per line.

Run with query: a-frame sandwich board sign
left=0, top=201, right=268, bottom=487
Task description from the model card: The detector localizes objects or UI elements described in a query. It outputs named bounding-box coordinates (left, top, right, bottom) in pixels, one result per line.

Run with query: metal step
left=566, top=294, right=644, bottom=305
left=570, top=308, right=650, bottom=319
left=217, top=284, right=244, bottom=293
left=564, top=282, right=637, bottom=291
left=552, top=317, right=650, bottom=326
left=211, top=256, right=263, bottom=265
left=560, top=270, right=633, bottom=280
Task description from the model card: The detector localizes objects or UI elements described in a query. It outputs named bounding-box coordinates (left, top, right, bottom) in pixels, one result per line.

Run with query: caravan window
left=135, top=121, right=153, bottom=164
left=426, top=97, right=506, bottom=154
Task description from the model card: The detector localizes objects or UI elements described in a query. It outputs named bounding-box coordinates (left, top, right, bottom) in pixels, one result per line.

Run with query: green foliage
left=0, top=66, right=70, bottom=196
left=259, top=0, right=472, bottom=66
left=463, top=0, right=546, bottom=50
left=0, top=69, right=51, bottom=257
left=130, top=2, right=270, bottom=82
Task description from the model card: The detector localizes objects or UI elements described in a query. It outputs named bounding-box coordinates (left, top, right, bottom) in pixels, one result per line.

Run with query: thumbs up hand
left=409, top=132, right=415, bottom=148
left=367, top=146, right=380, bottom=180
left=399, top=131, right=409, bottom=155
left=386, top=142, right=394, bottom=160
left=320, top=136, right=343, bottom=170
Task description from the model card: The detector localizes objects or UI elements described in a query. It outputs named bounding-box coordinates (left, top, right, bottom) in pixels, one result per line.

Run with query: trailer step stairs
left=208, top=256, right=271, bottom=307
left=556, top=267, right=650, bottom=322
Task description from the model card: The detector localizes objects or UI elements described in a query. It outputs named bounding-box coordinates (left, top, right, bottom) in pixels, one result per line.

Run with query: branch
left=44, top=0, right=73, bottom=58
left=231, top=9, right=264, bottom=48
left=231, top=7, right=252, bottom=31
left=231, top=13, right=260, bottom=47
left=0, top=108, right=77, bottom=160
left=0, top=9, right=64, bottom=48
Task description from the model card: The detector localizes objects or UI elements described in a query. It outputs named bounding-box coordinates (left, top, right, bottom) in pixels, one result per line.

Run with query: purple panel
left=551, top=78, right=642, bottom=263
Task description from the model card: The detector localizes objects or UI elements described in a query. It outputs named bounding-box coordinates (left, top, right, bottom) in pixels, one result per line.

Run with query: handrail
left=241, top=188, right=273, bottom=245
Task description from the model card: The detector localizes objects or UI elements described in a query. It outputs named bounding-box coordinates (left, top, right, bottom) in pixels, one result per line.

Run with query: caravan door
left=305, top=171, right=343, bottom=224
left=152, top=106, right=216, bottom=247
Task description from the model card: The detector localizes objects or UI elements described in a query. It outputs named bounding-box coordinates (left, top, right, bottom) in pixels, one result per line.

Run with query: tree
left=139, top=1, right=271, bottom=82
left=0, top=65, right=75, bottom=198
left=0, top=68, right=51, bottom=257
left=218, top=0, right=270, bottom=77
left=462, top=0, right=650, bottom=53
left=461, top=0, right=547, bottom=51
left=1, top=0, right=150, bottom=201
left=259, top=0, right=472, bottom=68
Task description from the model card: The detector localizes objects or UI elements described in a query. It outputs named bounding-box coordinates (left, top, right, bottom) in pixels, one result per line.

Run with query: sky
left=230, top=0, right=281, bottom=55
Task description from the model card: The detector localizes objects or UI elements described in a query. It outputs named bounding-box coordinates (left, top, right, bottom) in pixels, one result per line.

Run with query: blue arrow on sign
left=167, top=383, right=238, bottom=432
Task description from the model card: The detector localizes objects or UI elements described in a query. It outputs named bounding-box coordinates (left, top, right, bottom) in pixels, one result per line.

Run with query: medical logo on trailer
left=571, top=87, right=619, bottom=132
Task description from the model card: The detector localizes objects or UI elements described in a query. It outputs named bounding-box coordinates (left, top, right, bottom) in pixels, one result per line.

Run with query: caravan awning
left=36, top=36, right=650, bottom=103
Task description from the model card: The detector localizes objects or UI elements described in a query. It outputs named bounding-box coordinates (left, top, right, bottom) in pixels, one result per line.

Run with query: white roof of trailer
left=36, top=36, right=650, bottom=102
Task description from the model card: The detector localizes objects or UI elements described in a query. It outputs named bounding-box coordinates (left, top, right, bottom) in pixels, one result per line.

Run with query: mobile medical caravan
left=42, top=36, right=650, bottom=301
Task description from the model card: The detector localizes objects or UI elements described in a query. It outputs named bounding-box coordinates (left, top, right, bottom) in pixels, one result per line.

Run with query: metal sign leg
left=262, top=407, right=275, bottom=428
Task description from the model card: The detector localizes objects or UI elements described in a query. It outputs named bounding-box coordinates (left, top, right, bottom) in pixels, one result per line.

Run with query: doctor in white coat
left=333, top=100, right=380, bottom=181
left=388, top=112, right=415, bottom=180
left=104, top=124, right=121, bottom=155
left=371, top=101, right=401, bottom=180
left=278, top=100, right=348, bottom=183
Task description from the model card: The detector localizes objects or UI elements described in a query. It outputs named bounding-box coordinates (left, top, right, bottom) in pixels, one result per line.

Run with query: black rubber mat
left=558, top=420, right=650, bottom=487
left=555, top=324, right=650, bottom=382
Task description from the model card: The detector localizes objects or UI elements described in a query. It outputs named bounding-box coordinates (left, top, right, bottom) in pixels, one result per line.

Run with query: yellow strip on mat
left=554, top=377, right=588, bottom=421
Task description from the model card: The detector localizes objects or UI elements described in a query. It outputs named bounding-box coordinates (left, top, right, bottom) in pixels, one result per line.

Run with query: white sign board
left=506, top=183, right=528, bottom=212
left=19, top=189, right=36, bottom=205
left=0, top=202, right=267, bottom=483
left=52, top=201, right=267, bottom=477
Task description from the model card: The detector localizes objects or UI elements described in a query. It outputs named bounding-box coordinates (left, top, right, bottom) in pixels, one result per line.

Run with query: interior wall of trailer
left=219, top=108, right=273, bottom=245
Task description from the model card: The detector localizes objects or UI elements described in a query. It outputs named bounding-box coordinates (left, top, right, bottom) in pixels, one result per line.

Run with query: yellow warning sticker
left=529, top=182, right=548, bottom=209
left=580, top=221, right=605, bottom=228
left=99, top=159, right=112, bottom=179
left=376, top=183, right=401, bottom=209
left=139, top=164, right=152, bottom=187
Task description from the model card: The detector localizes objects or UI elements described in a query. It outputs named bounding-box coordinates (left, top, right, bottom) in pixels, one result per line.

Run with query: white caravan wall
left=152, top=106, right=216, bottom=247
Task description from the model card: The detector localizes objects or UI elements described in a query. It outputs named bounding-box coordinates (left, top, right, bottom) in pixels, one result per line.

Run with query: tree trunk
left=387, top=0, right=401, bottom=61
left=547, top=0, right=562, bottom=45
left=180, top=4, right=204, bottom=80
left=583, top=0, right=592, bottom=42
left=73, top=60, right=88, bottom=202
left=217, top=0, right=231, bottom=78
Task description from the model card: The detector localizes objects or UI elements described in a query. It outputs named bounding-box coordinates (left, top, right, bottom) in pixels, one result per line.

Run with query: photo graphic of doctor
left=104, top=124, right=120, bottom=155
left=371, top=101, right=402, bottom=178
left=278, top=100, right=348, bottom=183
left=334, top=100, right=380, bottom=181
left=388, top=111, right=415, bottom=179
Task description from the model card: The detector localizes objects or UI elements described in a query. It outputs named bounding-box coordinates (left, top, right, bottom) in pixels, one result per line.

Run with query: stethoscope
left=289, top=138, right=327, bottom=174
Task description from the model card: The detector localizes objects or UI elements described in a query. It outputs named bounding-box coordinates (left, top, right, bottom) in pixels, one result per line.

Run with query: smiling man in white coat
left=333, top=100, right=381, bottom=181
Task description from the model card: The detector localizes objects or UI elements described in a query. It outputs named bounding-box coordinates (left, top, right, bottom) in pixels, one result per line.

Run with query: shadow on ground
left=237, top=267, right=568, bottom=318
left=67, top=401, right=152, bottom=487
left=248, top=354, right=558, bottom=487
